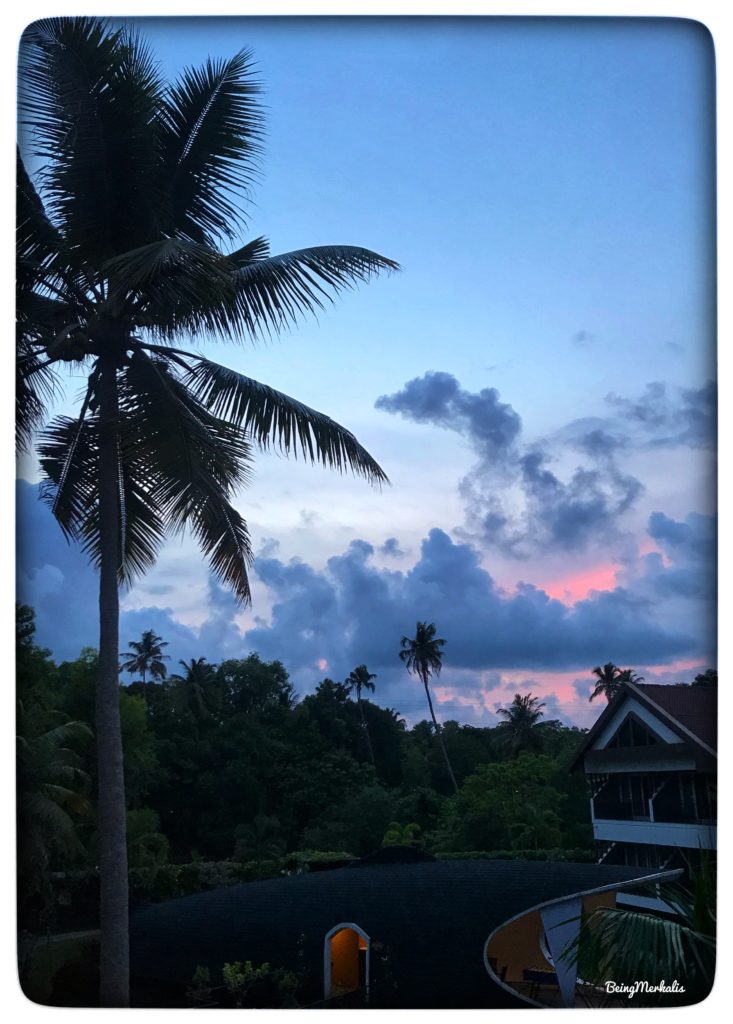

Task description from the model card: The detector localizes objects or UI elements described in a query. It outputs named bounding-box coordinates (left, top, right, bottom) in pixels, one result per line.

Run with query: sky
left=16, top=15, right=717, bottom=730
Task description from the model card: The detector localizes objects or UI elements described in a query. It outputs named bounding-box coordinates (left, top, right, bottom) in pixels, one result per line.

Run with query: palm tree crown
left=120, top=630, right=169, bottom=685
left=496, top=692, right=547, bottom=757
left=399, top=621, right=446, bottom=687
left=589, top=662, right=621, bottom=703
left=344, top=664, right=377, bottom=701
left=589, top=663, right=644, bottom=703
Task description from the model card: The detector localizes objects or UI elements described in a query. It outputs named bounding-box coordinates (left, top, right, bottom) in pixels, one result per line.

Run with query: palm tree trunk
left=421, top=677, right=458, bottom=794
left=357, top=695, right=376, bottom=768
left=95, top=357, right=130, bottom=1007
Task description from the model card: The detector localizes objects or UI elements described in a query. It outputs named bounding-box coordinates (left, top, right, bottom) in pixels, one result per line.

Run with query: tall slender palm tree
left=120, top=629, right=169, bottom=703
left=589, top=662, right=622, bottom=703
left=496, top=692, right=547, bottom=758
left=344, top=664, right=377, bottom=767
left=17, top=18, right=397, bottom=1004
left=399, top=622, right=458, bottom=793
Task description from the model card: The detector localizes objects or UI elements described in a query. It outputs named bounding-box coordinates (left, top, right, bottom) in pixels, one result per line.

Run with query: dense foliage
left=18, top=605, right=594, bottom=936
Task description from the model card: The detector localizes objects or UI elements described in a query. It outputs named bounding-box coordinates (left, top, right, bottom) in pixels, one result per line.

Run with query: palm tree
left=496, top=693, right=547, bottom=758
left=120, top=629, right=169, bottom=703
left=170, top=657, right=217, bottom=731
left=17, top=19, right=397, bottom=1004
left=589, top=662, right=622, bottom=703
left=399, top=622, right=458, bottom=793
left=344, top=665, right=377, bottom=767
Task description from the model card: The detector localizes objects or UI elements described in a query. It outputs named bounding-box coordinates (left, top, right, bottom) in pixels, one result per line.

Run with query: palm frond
left=120, top=352, right=254, bottom=602
left=182, top=356, right=389, bottom=484
left=227, top=244, right=400, bottom=338
left=160, top=50, right=263, bottom=243
left=19, top=17, right=166, bottom=261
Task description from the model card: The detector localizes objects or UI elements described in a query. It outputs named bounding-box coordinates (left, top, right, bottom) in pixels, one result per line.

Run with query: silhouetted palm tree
left=344, top=665, right=377, bottom=766
left=589, top=662, right=622, bottom=703
left=170, top=657, right=218, bottom=730
left=18, top=18, right=397, bottom=1004
left=399, top=622, right=458, bottom=793
left=120, top=629, right=169, bottom=703
left=496, top=693, right=547, bottom=757
left=616, top=668, right=645, bottom=685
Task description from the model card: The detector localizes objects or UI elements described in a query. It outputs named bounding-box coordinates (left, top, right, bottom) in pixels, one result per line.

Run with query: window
left=608, top=715, right=661, bottom=748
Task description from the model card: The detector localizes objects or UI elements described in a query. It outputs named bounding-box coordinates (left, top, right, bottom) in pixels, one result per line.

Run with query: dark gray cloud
left=378, top=372, right=715, bottom=559
left=376, top=371, right=522, bottom=461
left=517, top=450, right=643, bottom=551
left=380, top=537, right=405, bottom=557
left=605, top=380, right=717, bottom=449
left=244, top=525, right=703, bottom=704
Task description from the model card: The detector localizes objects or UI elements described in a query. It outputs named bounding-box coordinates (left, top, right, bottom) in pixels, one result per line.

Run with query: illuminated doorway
left=323, top=923, right=370, bottom=1001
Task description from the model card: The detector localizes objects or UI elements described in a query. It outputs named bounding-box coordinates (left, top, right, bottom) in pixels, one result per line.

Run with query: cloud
left=244, top=525, right=704, bottom=705
left=377, top=372, right=715, bottom=559
left=604, top=380, right=717, bottom=449
left=376, top=371, right=521, bottom=462
left=380, top=537, right=405, bottom=557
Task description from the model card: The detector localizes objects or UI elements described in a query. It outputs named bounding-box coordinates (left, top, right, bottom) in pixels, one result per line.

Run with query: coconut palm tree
left=344, top=664, right=377, bottom=767
left=17, top=18, right=397, bottom=1004
left=399, top=622, right=458, bottom=793
left=120, top=629, right=169, bottom=703
left=589, top=662, right=622, bottom=703
left=170, top=657, right=217, bottom=732
left=496, top=693, right=547, bottom=758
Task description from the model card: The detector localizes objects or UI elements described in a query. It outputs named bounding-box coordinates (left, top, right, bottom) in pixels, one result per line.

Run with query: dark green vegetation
left=18, top=16, right=396, bottom=1004
left=18, top=605, right=593, bottom=980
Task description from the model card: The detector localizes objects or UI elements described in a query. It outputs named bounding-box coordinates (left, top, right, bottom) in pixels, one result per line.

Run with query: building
left=569, top=680, right=716, bottom=912
left=129, top=849, right=679, bottom=1008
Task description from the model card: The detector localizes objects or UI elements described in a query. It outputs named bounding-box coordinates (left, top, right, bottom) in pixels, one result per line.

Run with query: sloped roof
left=568, top=681, right=717, bottom=772
left=636, top=684, right=717, bottom=751
left=130, top=859, right=674, bottom=1008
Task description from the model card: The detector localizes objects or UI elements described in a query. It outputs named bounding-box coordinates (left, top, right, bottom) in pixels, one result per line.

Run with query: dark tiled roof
left=130, top=859, right=667, bottom=1008
left=636, top=684, right=717, bottom=751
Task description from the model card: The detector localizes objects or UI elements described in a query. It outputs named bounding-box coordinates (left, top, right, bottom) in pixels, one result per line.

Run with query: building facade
left=570, top=681, right=716, bottom=911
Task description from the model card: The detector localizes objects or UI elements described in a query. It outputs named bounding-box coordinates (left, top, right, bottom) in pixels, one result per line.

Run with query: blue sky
left=17, top=16, right=716, bottom=727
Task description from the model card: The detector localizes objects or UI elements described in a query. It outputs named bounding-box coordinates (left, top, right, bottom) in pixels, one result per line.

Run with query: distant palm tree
left=496, top=693, right=547, bottom=757
left=589, top=662, right=622, bottom=703
left=170, top=658, right=218, bottom=732
left=120, top=630, right=169, bottom=703
left=399, top=622, right=458, bottom=793
left=344, top=665, right=377, bottom=767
